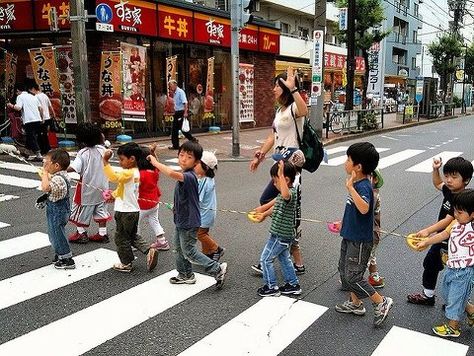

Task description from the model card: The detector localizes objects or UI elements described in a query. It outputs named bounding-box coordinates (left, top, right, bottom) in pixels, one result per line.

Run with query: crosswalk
left=321, top=146, right=474, bottom=172
left=0, top=225, right=470, bottom=355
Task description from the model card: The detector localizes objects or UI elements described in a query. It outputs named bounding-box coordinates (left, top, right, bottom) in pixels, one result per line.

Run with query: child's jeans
left=260, top=234, right=299, bottom=289
left=442, top=266, right=474, bottom=321
left=46, top=198, right=72, bottom=259
left=114, top=211, right=150, bottom=265
left=174, top=227, right=220, bottom=277
left=137, top=205, right=165, bottom=237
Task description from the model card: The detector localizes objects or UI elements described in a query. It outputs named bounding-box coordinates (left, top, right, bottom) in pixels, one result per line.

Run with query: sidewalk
left=134, top=108, right=470, bottom=161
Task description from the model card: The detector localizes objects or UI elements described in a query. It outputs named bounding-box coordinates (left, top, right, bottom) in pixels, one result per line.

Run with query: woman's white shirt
left=273, top=102, right=304, bottom=149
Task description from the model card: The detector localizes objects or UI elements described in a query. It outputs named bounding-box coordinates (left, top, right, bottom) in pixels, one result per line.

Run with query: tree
left=335, top=0, right=390, bottom=108
left=427, top=34, right=462, bottom=102
left=463, top=44, right=474, bottom=84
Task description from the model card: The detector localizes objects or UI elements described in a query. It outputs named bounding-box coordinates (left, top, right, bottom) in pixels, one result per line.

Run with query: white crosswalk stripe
left=0, top=222, right=10, bottom=229
left=0, top=248, right=117, bottom=311
left=406, top=151, right=463, bottom=173
left=321, top=148, right=390, bottom=166
left=0, top=194, right=19, bottom=202
left=0, top=174, right=41, bottom=189
left=377, top=149, right=425, bottom=169
left=371, top=326, right=469, bottom=356
left=0, top=232, right=50, bottom=260
left=178, top=296, right=327, bottom=356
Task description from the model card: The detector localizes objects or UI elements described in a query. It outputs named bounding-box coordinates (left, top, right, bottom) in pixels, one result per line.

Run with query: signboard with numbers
left=55, top=46, right=76, bottom=124
left=311, top=30, right=324, bottom=97
left=99, top=51, right=123, bottom=130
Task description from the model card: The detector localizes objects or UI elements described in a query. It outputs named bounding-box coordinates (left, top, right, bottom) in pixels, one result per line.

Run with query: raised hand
left=279, top=66, right=298, bottom=90
left=432, top=157, right=442, bottom=170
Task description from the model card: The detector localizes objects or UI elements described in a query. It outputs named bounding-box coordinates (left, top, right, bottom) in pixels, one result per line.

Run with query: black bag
left=49, top=119, right=60, bottom=133
left=291, top=105, right=324, bottom=173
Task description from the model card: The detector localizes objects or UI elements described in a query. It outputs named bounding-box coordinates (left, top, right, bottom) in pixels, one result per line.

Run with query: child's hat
left=272, top=147, right=305, bottom=168
left=201, top=151, right=218, bottom=170
left=373, top=169, right=384, bottom=189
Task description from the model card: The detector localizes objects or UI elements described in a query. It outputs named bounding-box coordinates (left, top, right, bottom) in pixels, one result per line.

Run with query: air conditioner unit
left=254, top=0, right=261, bottom=12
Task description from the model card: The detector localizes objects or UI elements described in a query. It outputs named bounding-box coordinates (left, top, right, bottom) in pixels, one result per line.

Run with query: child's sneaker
left=68, top=231, right=88, bottom=244
left=113, top=262, right=132, bottom=273
left=407, top=292, right=435, bottom=306
left=54, top=258, right=76, bottom=270
left=335, top=300, right=366, bottom=315
left=293, top=263, right=306, bottom=275
left=215, top=262, right=228, bottom=289
left=170, top=273, right=196, bottom=284
left=279, top=283, right=302, bottom=295
left=146, top=248, right=158, bottom=272
left=432, top=323, right=461, bottom=338
left=368, top=274, right=385, bottom=288
left=257, top=285, right=281, bottom=297
left=467, top=311, right=474, bottom=327
left=373, top=296, right=393, bottom=326
left=150, top=239, right=170, bottom=251
left=206, top=246, right=225, bottom=261
left=89, top=233, right=110, bottom=243
left=251, top=263, right=263, bottom=275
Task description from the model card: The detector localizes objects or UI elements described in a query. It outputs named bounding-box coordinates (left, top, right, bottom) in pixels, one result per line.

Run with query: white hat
left=201, top=151, right=218, bottom=170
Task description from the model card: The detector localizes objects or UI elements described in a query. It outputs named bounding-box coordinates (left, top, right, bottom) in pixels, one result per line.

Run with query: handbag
left=49, top=119, right=60, bottom=133
left=291, top=104, right=324, bottom=173
left=181, top=117, right=190, bottom=132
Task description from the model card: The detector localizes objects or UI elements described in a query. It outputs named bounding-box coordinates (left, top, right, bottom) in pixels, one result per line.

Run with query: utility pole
left=311, top=0, right=326, bottom=137
left=230, top=1, right=241, bottom=157
left=345, top=0, right=356, bottom=110
left=69, top=0, right=91, bottom=123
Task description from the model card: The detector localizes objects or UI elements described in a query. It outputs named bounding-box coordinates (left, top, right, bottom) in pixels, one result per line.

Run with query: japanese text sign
left=99, top=51, right=123, bottom=129
left=158, top=4, right=193, bottom=42
left=0, top=0, right=34, bottom=31
left=239, top=25, right=258, bottom=51
left=35, top=0, right=71, bottom=30
left=367, top=42, right=383, bottom=96
left=5, top=51, right=17, bottom=100
left=194, top=13, right=231, bottom=47
left=28, top=47, right=61, bottom=100
left=324, top=52, right=365, bottom=72
left=258, top=27, right=279, bottom=54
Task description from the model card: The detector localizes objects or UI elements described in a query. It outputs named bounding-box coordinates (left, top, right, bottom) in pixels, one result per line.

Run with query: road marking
left=0, top=270, right=215, bottom=355
left=0, top=194, right=19, bottom=202
left=178, top=296, right=327, bottom=356
left=0, top=232, right=50, bottom=260
left=381, top=135, right=399, bottom=141
left=0, top=174, right=40, bottom=189
left=0, top=222, right=10, bottom=229
left=406, top=151, right=463, bottom=173
left=321, top=148, right=389, bottom=166
left=371, top=326, right=468, bottom=356
left=325, top=146, right=348, bottom=155
left=0, top=248, right=117, bottom=311
left=378, top=149, right=425, bottom=169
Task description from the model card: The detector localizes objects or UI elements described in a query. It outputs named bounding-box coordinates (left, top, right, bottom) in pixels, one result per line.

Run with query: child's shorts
left=69, top=202, right=111, bottom=227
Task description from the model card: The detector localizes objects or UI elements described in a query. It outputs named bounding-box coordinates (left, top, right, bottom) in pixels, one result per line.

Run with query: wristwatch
left=290, top=88, right=299, bottom=94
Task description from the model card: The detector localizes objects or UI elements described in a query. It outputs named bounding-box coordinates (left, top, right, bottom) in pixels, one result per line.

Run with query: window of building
left=280, top=22, right=289, bottom=34
left=414, top=3, right=419, bottom=17
left=298, top=27, right=309, bottom=39
left=412, top=57, right=417, bottom=69
left=413, top=30, right=418, bottom=44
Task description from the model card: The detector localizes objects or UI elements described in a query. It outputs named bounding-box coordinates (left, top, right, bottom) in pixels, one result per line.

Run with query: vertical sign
left=55, top=46, right=76, bottom=124
left=367, top=42, right=384, bottom=97
left=203, top=56, right=215, bottom=121
left=99, top=51, right=122, bottom=130
left=415, top=76, right=423, bottom=103
left=5, top=51, right=17, bottom=100
left=164, top=55, right=177, bottom=120
left=238, top=63, right=255, bottom=123
left=121, top=42, right=146, bottom=121
left=339, top=8, right=348, bottom=31
left=311, top=30, right=324, bottom=98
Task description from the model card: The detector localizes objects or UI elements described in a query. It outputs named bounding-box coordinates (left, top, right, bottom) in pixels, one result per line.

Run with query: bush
left=360, top=111, right=378, bottom=130
left=452, top=95, right=462, bottom=108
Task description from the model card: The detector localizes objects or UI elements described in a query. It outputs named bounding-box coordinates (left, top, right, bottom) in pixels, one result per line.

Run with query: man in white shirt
left=31, top=83, right=54, bottom=154
left=7, top=82, right=44, bottom=160
left=168, top=80, right=197, bottom=149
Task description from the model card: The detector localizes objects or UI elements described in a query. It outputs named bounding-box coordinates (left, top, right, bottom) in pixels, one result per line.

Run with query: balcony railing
left=395, top=1, right=408, bottom=16
left=394, top=32, right=408, bottom=44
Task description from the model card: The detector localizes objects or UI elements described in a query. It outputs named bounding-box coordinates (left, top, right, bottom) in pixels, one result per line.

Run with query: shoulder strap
left=290, top=103, right=303, bottom=147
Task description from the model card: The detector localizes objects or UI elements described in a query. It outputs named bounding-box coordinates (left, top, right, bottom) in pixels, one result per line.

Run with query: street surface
left=1, top=116, right=474, bottom=355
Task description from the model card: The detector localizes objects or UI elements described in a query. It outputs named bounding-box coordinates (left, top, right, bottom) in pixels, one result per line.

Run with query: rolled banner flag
left=406, top=233, right=428, bottom=252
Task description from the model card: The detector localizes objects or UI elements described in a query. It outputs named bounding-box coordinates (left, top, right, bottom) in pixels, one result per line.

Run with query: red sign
left=157, top=4, right=193, bottom=42
left=194, top=13, right=230, bottom=47
left=324, top=52, right=366, bottom=72
left=35, top=0, right=71, bottom=30
left=258, top=28, right=279, bottom=54
left=0, top=0, right=34, bottom=31
left=239, top=25, right=258, bottom=51
left=98, top=0, right=157, bottom=36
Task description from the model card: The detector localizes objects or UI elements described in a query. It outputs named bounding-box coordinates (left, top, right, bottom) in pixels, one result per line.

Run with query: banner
left=28, top=47, right=61, bottom=107
left=203, top=56, right=215, bottom=121
left=238, top=63, right=255, bottom=123
left=55, top=46, right=76, bottom=124
left=165, top=55, right=177, bottom=91
left=121, top=42, right=146, bottom=121
left=5, top=51, right=17, bottom=101
left=99, top=51, right=123, bottom=130
left=367, top=41, right=384, bottom=97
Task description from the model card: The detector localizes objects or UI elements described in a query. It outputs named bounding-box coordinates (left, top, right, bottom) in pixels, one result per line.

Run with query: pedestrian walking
left=334, top=142, right=393, bottom=326
left=249, top=66, right=308, bottom=275
left=30, top=83, right=53, bottom=155
left=7, top=82, right=43, bottom=161
left=368, top=169, right=385, bottom=288
left=147, top=141, right=227, bottom=289
left=168, top=80, right=197, bottom=150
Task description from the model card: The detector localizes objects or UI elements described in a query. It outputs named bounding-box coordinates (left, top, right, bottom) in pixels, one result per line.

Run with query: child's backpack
left=290, top=105, right=324, bottom=173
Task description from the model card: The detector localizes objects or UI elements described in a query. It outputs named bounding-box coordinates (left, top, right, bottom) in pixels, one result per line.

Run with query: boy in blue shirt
left=147, top=141, right=227, bottom=288
left=334, top=142, right=393, bottom=326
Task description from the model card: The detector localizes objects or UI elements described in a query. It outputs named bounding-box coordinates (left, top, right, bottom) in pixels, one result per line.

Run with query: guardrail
left=427, top=103, right=455, bottom=119
left=323, top=108, right=384, bottom=139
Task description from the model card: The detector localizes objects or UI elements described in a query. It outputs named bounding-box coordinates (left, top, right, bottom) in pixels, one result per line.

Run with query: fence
left=324, top=108, right=384, bottom=139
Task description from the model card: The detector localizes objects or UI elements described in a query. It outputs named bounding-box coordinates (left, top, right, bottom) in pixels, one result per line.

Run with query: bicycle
left=327, top=102, right=346, bottom=134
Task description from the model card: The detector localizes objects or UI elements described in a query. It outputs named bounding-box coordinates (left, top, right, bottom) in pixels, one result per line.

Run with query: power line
left=425, top=0, right=450, bottom=17
left=383, top=0, right=447, bottom=32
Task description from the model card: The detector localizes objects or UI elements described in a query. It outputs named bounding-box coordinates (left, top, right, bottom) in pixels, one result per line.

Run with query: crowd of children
left=37, top=121, right=473, bottom=336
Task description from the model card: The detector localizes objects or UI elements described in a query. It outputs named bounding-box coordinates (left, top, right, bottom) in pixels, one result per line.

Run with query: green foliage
left=427, top=34, right=462, bottom=96
left=464, top=45, right=474, bottom=83
left=452, top=95, right=462, bottom=108
left=360, top=111, right=378, bottom=130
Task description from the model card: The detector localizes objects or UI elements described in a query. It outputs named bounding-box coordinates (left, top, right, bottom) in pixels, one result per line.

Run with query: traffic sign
left=96, top=3, right=113, bottom=24
left=415, top=76, right=423, bottom=103
left=96, top=22, right=113, bottom=32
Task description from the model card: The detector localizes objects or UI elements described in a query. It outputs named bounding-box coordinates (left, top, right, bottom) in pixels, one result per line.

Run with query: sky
left=419, top=0, right=474, bottom=76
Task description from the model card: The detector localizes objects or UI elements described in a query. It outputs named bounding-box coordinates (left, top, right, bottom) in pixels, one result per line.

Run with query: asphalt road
left=1, top=116, right=473, bottom=355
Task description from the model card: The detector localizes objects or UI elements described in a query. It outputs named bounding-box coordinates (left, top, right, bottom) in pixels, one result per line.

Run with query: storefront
left=0, top=0, right=280, bottom=137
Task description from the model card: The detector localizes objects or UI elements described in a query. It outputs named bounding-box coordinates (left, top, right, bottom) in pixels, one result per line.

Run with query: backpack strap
left=290, top=103, right=303, bottom=148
